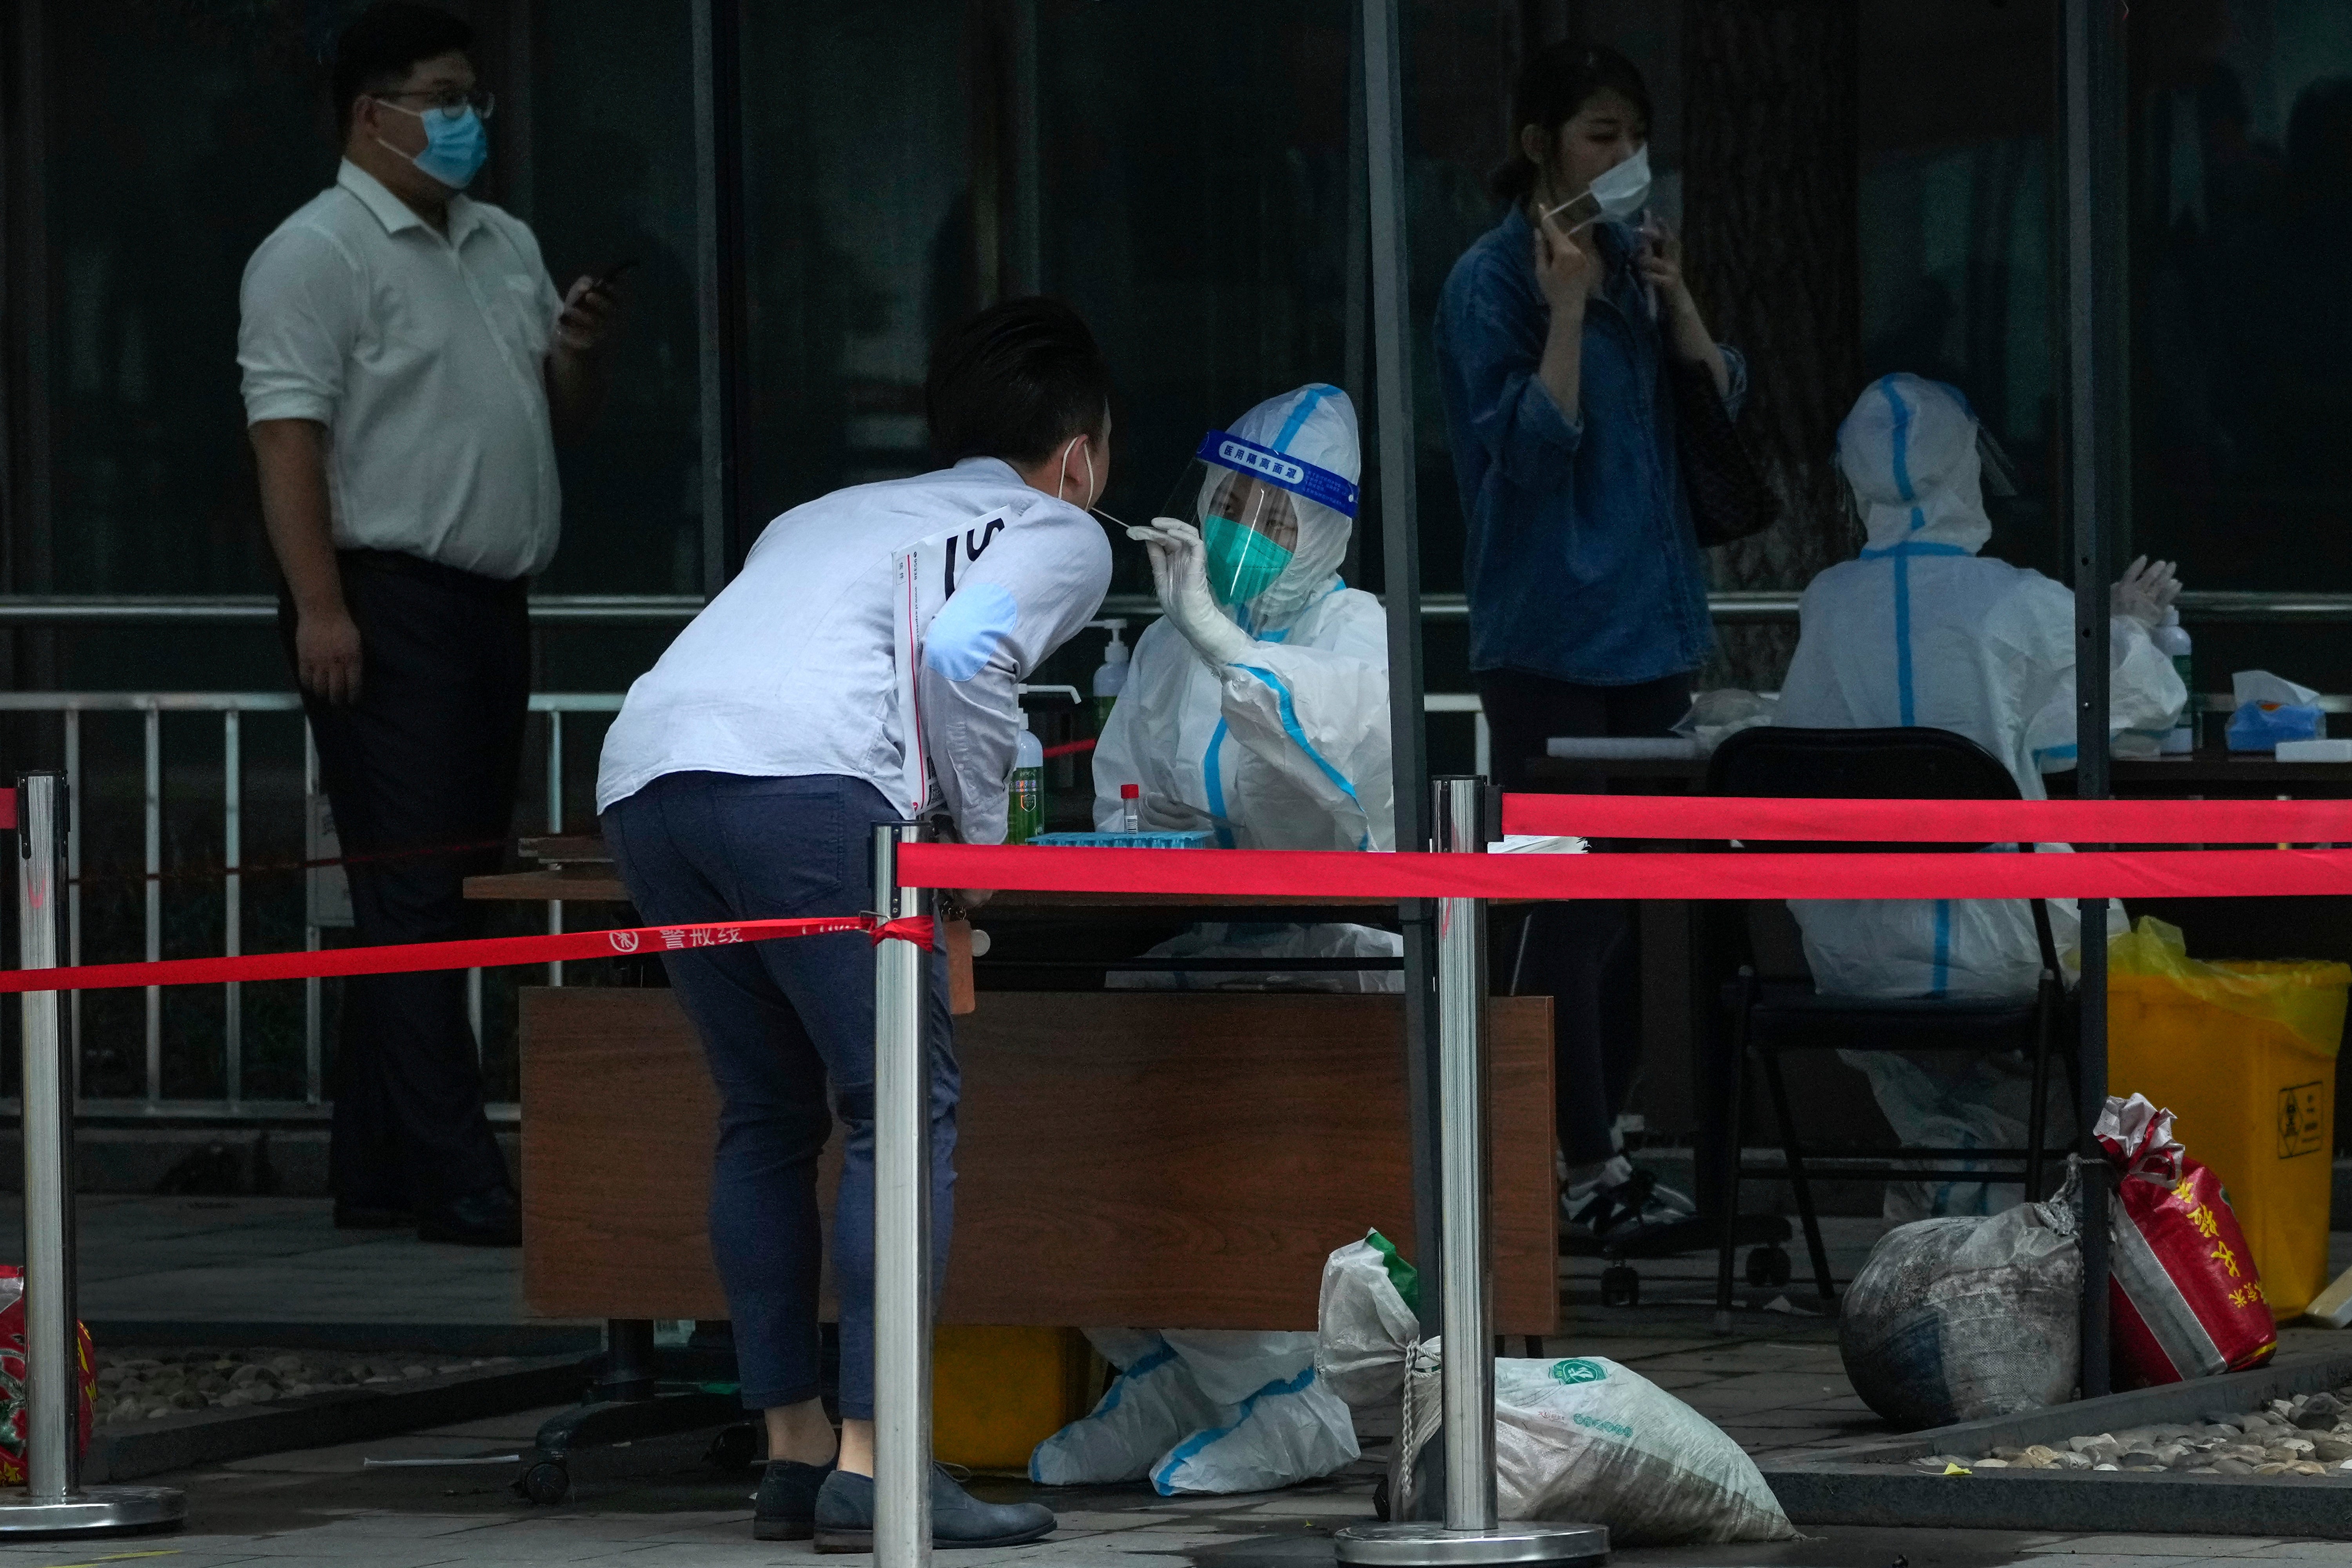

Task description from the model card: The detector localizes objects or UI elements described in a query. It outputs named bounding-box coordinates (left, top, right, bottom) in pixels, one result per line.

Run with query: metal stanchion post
left=871, top=822, right=933, bottom=1568
left=0, top=773, right=183, bottom=1533
left=1336, top=779, right=1604, bottom=1566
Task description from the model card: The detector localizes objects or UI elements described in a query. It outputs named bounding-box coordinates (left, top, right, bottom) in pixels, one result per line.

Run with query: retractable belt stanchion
left=0, top=773, right=183, bottom=1534
left=871, top=822, right=933, bottom=1568
left=1337, top=779, right=1604, bottom=1567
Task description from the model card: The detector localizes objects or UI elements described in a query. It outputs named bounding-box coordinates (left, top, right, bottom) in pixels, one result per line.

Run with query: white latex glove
left=1138, top=517, right=1255, bottom=667
left=2111, top=555, right=2182, bottom=629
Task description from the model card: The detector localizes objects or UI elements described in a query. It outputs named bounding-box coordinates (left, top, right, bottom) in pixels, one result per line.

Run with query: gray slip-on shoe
left=813, top=1464, right=1056, bottom=1553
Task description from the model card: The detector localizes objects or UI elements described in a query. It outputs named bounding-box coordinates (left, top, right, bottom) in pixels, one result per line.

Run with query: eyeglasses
left=375, top=87, right=496, bottom=121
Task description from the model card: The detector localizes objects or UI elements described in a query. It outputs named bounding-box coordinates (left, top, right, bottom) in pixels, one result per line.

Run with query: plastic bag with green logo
left=1315, top=1234, right=1792, bottom=1543
left=1397, top=1347, right=1795, bottom=1544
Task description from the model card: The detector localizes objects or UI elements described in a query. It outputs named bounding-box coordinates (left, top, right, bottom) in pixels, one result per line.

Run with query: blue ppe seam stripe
left=1148, top=1367, right=1318, bottom=1495
left=1238, top=665, right=1361, bottom=806
left=1931, top=899, right=1951, bottom=997
left=1859, top=541, right=1969, bottom=558
left=1203, top=719, right=1236, bottom=849
left=1892, top=553, right=1917, bottom=728
left=1879, top=376, right=1916, bottom=503
left=1272, top=385, right=1334, bottom=454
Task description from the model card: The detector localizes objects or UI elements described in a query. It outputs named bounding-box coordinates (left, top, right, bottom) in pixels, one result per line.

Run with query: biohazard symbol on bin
left=2279, top=1081, right=2327, bottom=1159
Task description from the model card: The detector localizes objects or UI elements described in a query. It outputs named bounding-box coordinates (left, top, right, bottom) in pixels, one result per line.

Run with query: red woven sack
left=0, top=1267, right=96, bottom=1483
left=2099, top=1095, right=2278, bottom=1388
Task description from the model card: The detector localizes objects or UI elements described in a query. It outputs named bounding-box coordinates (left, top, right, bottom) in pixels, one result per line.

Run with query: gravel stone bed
left=91, top=1347, right=518, bottom=1428
left=1901, top=1387, right=2352, bottom=1480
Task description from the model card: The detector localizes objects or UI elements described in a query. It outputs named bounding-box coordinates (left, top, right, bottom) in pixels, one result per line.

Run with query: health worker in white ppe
left=1091, top=383, right=1402, bottom=995
left=1028, top=387, right=1379, bottom=1497
left=1094, top=382, right=1392, bottom=856
left=1777, top=372, right=2188, bottom=999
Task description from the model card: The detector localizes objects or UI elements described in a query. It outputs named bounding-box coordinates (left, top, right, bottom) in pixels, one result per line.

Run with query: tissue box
left=2276, top=739, right=2352, bottom=763
left=1028, top=831, right=1216, bottom=849
left=2226, top=702, right=2323, bottom=752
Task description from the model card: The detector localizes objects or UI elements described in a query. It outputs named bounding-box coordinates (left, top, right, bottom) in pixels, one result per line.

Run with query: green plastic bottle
left=1007, top=709, right=1045, bottom=844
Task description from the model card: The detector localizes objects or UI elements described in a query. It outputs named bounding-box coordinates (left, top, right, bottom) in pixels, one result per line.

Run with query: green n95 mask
left=1201, top=514, right=1294, bottom=607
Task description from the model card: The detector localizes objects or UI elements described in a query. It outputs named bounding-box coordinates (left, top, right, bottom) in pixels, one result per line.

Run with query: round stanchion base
left=1333, top=1521, right=1609, bottom=1566
left=0, top=1485, right=187, bottom=1534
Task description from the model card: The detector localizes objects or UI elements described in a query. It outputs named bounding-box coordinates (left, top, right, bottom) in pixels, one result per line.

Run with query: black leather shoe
left=753, top=1458, right=834, bottom=1541
left=333, top=1201, right=413, bottom=1230
left=416, top=1187, right=521, bottom=1246
left=813, top=1465, right=1056, bottom=1553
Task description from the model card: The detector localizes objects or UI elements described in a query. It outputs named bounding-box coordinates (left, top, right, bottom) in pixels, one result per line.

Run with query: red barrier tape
left=0, top=915, right=936, bottom=996
left=900, top=842, right=2352, bottom=902
left=1041, top=739, right=1097, bottom=760
left=1501, top=793, right=2352, bottom=844
left=0, top=790, right=13, bottom=832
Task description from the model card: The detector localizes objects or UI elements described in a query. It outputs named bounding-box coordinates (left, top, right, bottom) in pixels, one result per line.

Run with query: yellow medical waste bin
left=2109, top=917, right=2350, bottom=1317
left=933, top=1326, right=1098, bottom=1472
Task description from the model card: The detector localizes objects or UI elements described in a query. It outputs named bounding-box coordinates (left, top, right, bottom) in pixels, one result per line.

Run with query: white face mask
left=1544, top=143, right=1651, bottom=232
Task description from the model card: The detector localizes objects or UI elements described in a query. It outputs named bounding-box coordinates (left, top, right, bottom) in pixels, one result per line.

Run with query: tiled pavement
left=2, top=1198, right=2351, bottom=1564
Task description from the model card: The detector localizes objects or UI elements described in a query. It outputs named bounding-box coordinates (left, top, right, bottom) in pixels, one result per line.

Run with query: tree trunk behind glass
left=1679, top=0, right=1862, bottom=688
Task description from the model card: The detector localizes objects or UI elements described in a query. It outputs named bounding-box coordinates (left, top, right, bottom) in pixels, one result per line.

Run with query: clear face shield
left=1160, top=430, right=1360, bottom=609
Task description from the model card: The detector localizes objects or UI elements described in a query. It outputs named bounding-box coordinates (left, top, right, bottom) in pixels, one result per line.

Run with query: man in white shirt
left=594, top=298, right=1114, bottom=1550
left=238, top=2, right=617, bottom=1247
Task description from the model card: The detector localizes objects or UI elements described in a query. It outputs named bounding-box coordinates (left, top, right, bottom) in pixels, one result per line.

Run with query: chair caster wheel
left=1746, top=1244, right=1792, bottom=1289
left=520, top=1459, right=571, bottom=1505
left=706, top=1422, right=761, bottom=1471
left=1599, top=1264, right=1640, bottom=1307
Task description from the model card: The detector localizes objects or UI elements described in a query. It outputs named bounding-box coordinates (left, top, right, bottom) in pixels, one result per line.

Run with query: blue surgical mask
left=376, top=100, right=489, bottom=190
left=1202, top=514, right=1294, bottom=607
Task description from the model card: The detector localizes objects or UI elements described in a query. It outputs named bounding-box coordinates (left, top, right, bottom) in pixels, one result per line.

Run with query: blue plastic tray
left=1028, top=831, right=1216, bottom=850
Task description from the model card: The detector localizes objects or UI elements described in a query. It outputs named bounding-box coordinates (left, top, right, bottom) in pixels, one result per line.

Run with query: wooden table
left=469, top=842, right=1560, bottom=1334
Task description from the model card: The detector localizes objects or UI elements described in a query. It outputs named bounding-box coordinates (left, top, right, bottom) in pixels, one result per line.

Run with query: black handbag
left=1666, top=356, right=1780, bottom=548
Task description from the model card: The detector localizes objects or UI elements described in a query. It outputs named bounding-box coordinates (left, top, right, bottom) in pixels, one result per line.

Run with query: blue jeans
left=602, top=771, right=957, bottom=1419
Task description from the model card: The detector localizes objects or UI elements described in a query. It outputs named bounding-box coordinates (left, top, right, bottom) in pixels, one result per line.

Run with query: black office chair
left=1707, top=725, right=2080, bottom=1321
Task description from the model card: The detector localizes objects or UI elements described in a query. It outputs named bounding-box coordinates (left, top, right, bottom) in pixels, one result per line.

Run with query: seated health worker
left=1029, top=386, right=1381, bottom=1495
left=593, top=298, right=1113, bottom=1551
left=1092, top=383, right=1400, bottom=993
left=1777, top=373, right=2188, bottom=998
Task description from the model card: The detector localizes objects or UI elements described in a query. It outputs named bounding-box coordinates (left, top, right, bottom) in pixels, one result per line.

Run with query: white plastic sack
left=1105, top=921, right=1403, bottom=994
left=1029, top=1327, right=1359, bottom=1494
left=1838, top=1167, right=2082, bottom=1428
left=1312, top=1236, right=1792, bottom=1545
left=1314, top=1233, right=1423, bottom=1409
left=1396, top=1343, right=1795, bottom=1545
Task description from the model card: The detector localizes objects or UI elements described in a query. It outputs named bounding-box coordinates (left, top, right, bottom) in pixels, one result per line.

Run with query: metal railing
left=0, top=691, right=624, bottom=1120
left=8, top=587, right=2352, bottom=627
left=0, top=687, right=1484, bottom=1120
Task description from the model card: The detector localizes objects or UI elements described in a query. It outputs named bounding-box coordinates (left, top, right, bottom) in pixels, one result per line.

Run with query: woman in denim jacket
left=1435, top=42, right=1746, bottom=1237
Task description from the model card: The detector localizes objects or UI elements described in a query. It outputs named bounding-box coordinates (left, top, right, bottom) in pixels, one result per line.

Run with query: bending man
left=594, top=299, right=1112, bottom=1551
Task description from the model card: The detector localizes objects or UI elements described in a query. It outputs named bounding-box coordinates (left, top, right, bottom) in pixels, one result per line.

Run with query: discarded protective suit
left=1777, top=374, right=2187, bottom=998
left=1030, top=1329, right=1358, bottom=1496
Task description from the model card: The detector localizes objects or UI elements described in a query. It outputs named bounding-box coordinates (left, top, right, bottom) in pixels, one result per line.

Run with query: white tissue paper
left=2232, top=670, right=2321, bottom=707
